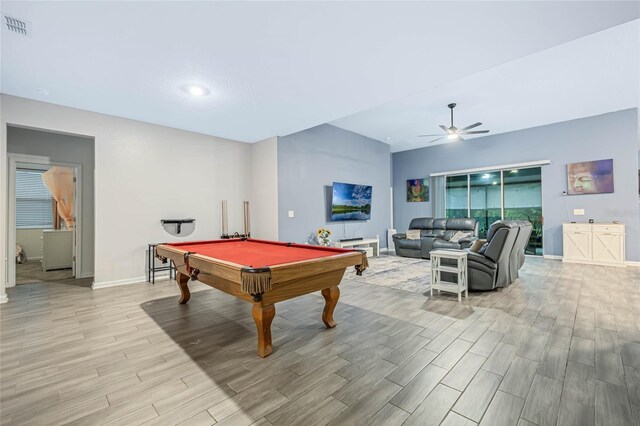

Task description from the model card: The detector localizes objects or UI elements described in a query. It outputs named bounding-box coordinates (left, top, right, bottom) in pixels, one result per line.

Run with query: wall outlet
left=573, top=209, right=585, bottom=216
left=288, top=210, right=295, bottom=218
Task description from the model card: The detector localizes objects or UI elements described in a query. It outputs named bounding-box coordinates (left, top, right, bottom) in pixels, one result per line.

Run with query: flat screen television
left=331, top=182, right=372, bottom=221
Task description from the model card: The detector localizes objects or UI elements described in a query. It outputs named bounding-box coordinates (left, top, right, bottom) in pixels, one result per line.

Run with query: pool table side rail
left=163, top=238, right=357, bottom=255
left=155, top=243, right=367, bottom=299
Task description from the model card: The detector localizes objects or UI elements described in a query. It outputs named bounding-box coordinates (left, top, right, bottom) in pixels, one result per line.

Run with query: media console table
left=332, top=236, right=380, bottom=257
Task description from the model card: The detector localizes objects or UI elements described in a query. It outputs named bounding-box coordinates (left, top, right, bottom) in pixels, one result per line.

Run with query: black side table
left=147, top=243, right=175, bottom=284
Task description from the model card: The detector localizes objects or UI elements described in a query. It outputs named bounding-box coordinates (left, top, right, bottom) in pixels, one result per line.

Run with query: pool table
left=155, top=238, right=368, bottom=357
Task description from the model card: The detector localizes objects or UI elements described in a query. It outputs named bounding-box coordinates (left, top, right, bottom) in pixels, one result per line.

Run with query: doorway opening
left=7, top=126, right=95, bottom=289
left=14, top=165, right=77, bottom=284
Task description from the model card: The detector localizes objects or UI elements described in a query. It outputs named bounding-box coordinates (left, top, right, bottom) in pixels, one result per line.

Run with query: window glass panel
left=469, top=171, right=501, bottom=238
left=504, top=167, right=543, bottom=255
left=446, top=175, right=468, bottom=218
left=16, top=169, right=53, bottom=228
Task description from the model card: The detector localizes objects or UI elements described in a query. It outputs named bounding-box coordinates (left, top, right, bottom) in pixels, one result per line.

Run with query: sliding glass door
left=445, top=166, right=543, bottom=255
left=504, top=167, right=542, bottom=255
left=469, top=171, right=502, bottom=238
left=446, top=175, right=468, bottom=219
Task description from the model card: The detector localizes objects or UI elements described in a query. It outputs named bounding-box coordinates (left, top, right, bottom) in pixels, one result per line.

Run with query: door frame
left=7, top=153, right=83, bottom=287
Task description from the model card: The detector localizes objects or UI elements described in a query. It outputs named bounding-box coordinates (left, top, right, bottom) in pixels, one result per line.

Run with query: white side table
left=430, top=249, right=468, bottom=302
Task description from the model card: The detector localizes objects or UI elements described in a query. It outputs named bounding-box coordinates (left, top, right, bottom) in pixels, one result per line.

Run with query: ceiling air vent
left=2, top=13, right=30, bottom=37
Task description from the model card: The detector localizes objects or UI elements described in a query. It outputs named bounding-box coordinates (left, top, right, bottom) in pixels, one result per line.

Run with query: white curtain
left=431, top=176, right=446, bottom=218
left=42, top=166, right=75, bottom=228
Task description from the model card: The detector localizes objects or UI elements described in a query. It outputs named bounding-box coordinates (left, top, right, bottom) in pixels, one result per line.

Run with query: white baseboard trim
left=77, top=271, right=94, bottom=279
left=0, top=293, right=8, bottom=304
left=562, top=259, right=627, bottom=268
left=148, top=272, right=171, bottom=282
left=92, top=276, right=147, bottom=289
left=543, top=254, right=563, bottom=260
left=92, top=273, right=171, bottom=289
left=543, top=254, right=637, bottom=267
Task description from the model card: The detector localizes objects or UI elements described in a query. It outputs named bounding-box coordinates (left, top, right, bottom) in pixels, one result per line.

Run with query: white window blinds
left=16, top=169, right=53, bottom=228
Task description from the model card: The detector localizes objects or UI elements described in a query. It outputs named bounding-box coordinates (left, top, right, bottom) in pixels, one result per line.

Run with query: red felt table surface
left=166, top=239, right=354, bottom=268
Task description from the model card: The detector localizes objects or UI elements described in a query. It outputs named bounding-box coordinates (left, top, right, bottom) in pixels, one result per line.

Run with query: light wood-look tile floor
left=1, top=257, right=639, bottom=426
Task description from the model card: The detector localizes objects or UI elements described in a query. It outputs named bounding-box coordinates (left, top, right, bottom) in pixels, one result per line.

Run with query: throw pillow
left=469, top=239, right=487, bottom=253
left=447, top=231, right=462, bottom=242
left=449, top=231, right=472, bottom=243
left=406, top=229, right=421, bottom=240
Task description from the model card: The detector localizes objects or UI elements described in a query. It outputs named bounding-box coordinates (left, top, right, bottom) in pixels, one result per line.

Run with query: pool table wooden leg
left=176, top=271, right=191, bottom=304
left=321, top=286, right=340, bottom=328
left=252, top=303, right=275, bottom=357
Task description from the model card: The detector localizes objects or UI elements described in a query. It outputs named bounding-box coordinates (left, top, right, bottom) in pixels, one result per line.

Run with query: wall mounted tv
left=331, top=182, right=372, bottom=221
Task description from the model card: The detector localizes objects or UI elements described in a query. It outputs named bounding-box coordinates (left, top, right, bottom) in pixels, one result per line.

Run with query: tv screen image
left=331, top=182, right=372, bottom=221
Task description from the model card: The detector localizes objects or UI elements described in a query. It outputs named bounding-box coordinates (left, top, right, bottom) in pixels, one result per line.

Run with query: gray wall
left=392, top=109, right=639, bottom=261
left=278, top=124, right=391, bottom=247
left=8, top=127, right=95, bottom=275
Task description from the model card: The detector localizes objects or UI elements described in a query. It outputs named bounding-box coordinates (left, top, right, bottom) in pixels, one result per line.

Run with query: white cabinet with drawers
left=563, top=223, right=625, bottom=267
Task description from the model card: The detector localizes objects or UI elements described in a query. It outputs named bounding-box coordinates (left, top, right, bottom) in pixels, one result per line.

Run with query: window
left=16, top=169, right=53, bottom=228
left=444, top=166, right=543, bottom=254
left=504, top=167, right=542, bottom=255
left=445, top=175, right=468, bottom=218
left=470, top=172, right=502, bottom=238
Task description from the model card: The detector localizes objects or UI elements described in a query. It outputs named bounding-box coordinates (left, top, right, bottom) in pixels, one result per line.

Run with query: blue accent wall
left=392, top=109, right=639, bottom=261
left=278, top=124, right=391, bottom=247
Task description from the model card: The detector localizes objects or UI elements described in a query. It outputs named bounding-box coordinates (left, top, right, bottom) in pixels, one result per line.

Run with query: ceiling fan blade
left=439, top=124, right=450, bottom=133
left=427, top=137, right=444, bottom=144
left=460, top=122, right=482, bottom=131
left=418, top=134, right=443, bottom=137
left=461, top=130, right=490, bottom=135
left=458, top=135, right=465, bottom=141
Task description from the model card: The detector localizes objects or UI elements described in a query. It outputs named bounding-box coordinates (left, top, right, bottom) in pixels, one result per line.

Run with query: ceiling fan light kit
left=419, top=103, right=490, bottom=144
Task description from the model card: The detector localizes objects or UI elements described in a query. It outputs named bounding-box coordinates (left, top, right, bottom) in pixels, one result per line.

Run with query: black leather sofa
left=392, top=218, right=478, bottom=259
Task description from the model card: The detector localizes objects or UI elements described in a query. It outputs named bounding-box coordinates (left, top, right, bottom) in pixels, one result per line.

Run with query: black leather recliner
left=467, top=220, right=520, bottom=291
left=393, top=217, right=478, bottom=259
left=509, top=220, right=533, bottom=280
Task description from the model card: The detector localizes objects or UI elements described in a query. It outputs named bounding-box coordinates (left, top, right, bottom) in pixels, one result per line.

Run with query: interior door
left=71, top=168, right=77, bottom=277
left=42, top=165, right=77, bottom=277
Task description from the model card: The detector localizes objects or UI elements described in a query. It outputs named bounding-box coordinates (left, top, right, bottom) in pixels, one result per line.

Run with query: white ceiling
left=332, top=19, right=640, bottom=152
left=1, top=1, right=638, bottom=144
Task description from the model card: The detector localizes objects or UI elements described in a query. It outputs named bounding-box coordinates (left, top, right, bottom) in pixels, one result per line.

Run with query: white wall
left=15, top=228, right=44, bottom=260
left=250, top=137, right=279, bottom=240
left=1, top=95, right=256, bottom=296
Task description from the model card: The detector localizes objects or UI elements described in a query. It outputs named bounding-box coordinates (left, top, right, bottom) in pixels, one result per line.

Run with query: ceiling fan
left=419, top=103, right=490, bottom=143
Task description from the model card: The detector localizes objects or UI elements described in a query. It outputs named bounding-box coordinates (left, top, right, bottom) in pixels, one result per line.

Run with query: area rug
left=349, top=254, right=431, bottom=294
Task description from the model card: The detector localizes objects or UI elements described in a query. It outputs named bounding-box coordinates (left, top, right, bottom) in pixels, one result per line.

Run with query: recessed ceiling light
left=182, top=84, right=210, bottom=97
left=36, top=88, right=49, bottom=96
